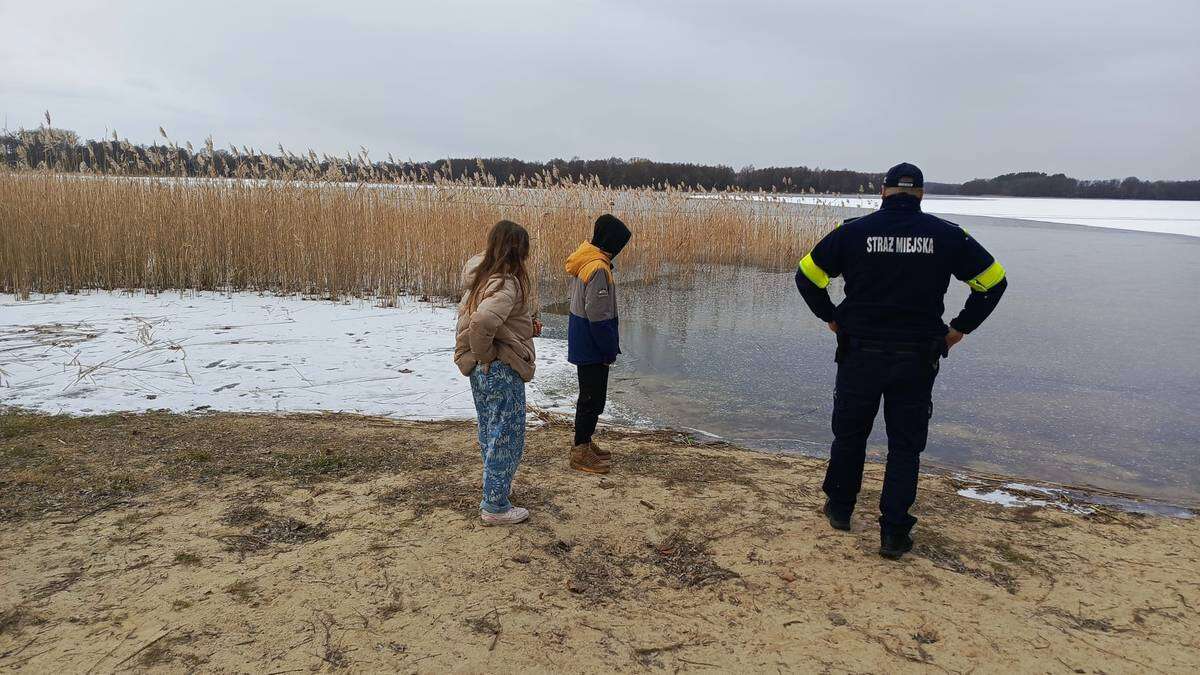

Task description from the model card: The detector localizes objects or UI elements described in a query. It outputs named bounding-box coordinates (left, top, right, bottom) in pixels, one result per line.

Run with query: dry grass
left=0, top=409, right=431, bottom=521
left=0, top=130, right=834, bottom=300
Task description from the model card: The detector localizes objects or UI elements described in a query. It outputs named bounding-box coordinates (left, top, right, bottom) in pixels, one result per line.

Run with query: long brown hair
left=466, top=220, right=531, bottom=312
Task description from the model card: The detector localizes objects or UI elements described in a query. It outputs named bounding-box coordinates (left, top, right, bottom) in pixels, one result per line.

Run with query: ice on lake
left=775, top=194, right=1200, bottom=238
left=0, top=292, right=576, bottom=420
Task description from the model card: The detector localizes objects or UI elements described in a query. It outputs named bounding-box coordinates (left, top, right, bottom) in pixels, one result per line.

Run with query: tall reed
left=0, top=131, right=836, bottom=300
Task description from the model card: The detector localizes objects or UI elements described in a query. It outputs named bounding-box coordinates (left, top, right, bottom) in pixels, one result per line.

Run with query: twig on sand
left=85, top=629, right=136, bottom=674
left=1056, top=656, right=1079, bottom=672
left=467, top=608, right=503, bottom=651
left=52, top=500, right=129, bottom=525
left=270, top=635, right=313, bottom=664
left=485, top=531, right=515, bottom=549
left=1, top=646, right=55, bottom=669
left=482, top=607, right=501, bottom=648
left=309, top=612, right=350, bottom=668
left=110, top=627, right=174, bottom=671
left=703, top=522, right=761, bottom=541
left=634, top=641, right=686, bottom=656
left=632, top=640, right=717, bottom=668
left=1058, top=631, right=1166, bottom=673
left=846, top=624, right=952, bottom=674
left=0, top=636, right=38, bottom=660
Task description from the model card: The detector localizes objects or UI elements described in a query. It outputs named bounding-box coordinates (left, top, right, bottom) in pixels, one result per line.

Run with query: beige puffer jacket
left=454, top=254, right=537, bottom=382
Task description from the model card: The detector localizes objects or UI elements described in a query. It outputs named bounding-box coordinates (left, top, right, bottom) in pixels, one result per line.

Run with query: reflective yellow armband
left=798, top=253, right=831, bottom=289
left=966, top=261, right=1006, bottom=292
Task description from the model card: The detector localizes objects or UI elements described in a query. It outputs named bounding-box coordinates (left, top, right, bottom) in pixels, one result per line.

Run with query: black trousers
left=574, top=364, right=610, bottom=446
left=822, top=345, right=939, bottom=536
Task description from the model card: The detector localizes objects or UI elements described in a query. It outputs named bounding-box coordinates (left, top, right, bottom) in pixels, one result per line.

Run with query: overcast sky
left=2, top=0, right=1197, bottom=182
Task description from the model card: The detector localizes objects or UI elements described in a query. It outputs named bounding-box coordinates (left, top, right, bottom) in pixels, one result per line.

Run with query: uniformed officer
left=794, top=162, right=1007, bottom=560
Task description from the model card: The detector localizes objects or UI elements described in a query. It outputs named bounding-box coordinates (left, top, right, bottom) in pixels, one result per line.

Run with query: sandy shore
left=1, top=411, right=1198, bottom=673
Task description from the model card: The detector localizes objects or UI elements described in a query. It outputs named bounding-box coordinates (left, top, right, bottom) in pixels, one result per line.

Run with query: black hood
left=591, top=214, right=631, bottom=258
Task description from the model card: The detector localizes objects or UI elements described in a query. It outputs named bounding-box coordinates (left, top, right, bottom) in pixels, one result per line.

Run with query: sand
left=1, top=411, right=1198, bottom=673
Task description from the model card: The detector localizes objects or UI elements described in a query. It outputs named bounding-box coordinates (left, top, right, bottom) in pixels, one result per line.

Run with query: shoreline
left=2, top=409, right=1198, bottom=672
left=622, top=417, right=1199, bottom=517
left=4, top=288, right=1197, bottom=512
left=598, top=416, right=1200, bottom=518
left=6, top=398, right=1196, bottom=518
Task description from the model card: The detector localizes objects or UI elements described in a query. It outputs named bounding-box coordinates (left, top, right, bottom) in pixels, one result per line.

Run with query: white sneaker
left=480, top=506, right=530, bottom=525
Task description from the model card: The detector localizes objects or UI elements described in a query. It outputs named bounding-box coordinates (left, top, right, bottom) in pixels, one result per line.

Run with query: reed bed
left=0, top=140, right=835, bottom=301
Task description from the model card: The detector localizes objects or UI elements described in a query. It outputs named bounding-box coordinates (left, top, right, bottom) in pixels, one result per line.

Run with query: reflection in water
left=543, top=213, right=1200, bottom=504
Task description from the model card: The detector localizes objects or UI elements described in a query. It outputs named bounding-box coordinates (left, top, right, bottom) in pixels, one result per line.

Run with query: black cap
left=592, top=214, right=631, bottom=258
left=883, top=163, right=924, bottom=188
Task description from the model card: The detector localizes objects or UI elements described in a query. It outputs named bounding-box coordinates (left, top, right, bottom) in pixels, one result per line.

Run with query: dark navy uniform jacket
left=795, top=193, right=1007, bottom=342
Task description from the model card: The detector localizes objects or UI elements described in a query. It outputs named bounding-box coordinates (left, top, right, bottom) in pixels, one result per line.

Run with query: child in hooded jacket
left=563, top=214, right=631, bottom=474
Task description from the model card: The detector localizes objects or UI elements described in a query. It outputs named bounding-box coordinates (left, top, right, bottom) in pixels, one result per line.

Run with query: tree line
left=3, top=127, right=1197, bottom=200
left=958, top=172, right=1200, bottom=200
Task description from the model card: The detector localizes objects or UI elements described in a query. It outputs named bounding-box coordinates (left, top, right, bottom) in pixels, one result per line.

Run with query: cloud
left=1, top=0, right=1197, bottom=181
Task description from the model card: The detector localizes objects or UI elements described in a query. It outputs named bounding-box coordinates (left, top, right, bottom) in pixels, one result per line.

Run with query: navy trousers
left=822, top=345, right=939, bottom=535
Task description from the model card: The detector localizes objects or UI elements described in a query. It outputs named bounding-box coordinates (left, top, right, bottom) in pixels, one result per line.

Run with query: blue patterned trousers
left=470, top=360, right=526, bottom=514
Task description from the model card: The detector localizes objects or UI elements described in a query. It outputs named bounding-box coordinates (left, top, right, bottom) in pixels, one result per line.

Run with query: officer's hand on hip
left=945, top=328, right=965, bottom=351
left=827, top=321, right=839, bottom=334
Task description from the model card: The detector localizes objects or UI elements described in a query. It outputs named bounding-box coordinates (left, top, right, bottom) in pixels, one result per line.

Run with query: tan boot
left=589, top=441, right=612, bottom=463
left=570, top=443, right=610, bottom=474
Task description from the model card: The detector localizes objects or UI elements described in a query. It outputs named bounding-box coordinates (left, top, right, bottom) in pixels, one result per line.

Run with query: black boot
left=821, top=500, right=851, bottom=531
left=879, top=531, right=914, bottom=560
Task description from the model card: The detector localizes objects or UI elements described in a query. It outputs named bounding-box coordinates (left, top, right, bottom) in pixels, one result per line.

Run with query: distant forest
left=4, top=127, right=1198, bottom=200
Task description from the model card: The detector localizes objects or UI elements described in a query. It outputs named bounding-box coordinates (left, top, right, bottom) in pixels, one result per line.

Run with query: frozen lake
left=545, top=208, right=1200, bottom=505
left=775, top=194, right=1200, bottom=238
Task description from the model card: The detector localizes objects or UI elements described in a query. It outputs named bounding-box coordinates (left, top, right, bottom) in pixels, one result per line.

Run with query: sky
left=1, top=0, right=1197, bottom=182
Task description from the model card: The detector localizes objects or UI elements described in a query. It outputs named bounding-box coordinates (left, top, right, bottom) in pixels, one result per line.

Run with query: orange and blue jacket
left=564, top=242, right=620, bottom=365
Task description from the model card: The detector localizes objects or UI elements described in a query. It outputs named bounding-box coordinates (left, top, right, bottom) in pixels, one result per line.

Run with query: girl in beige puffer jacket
left=454, top=220, right=542, bottom=525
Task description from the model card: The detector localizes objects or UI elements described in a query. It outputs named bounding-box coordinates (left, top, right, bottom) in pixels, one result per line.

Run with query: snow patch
left=0, top=292, right=576, bottom=420
left=955, top=480, right=1093, bottom=514
left=697, top=193, right=1200, bottom=238
left=957, top=487, right=1051, bottom=509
